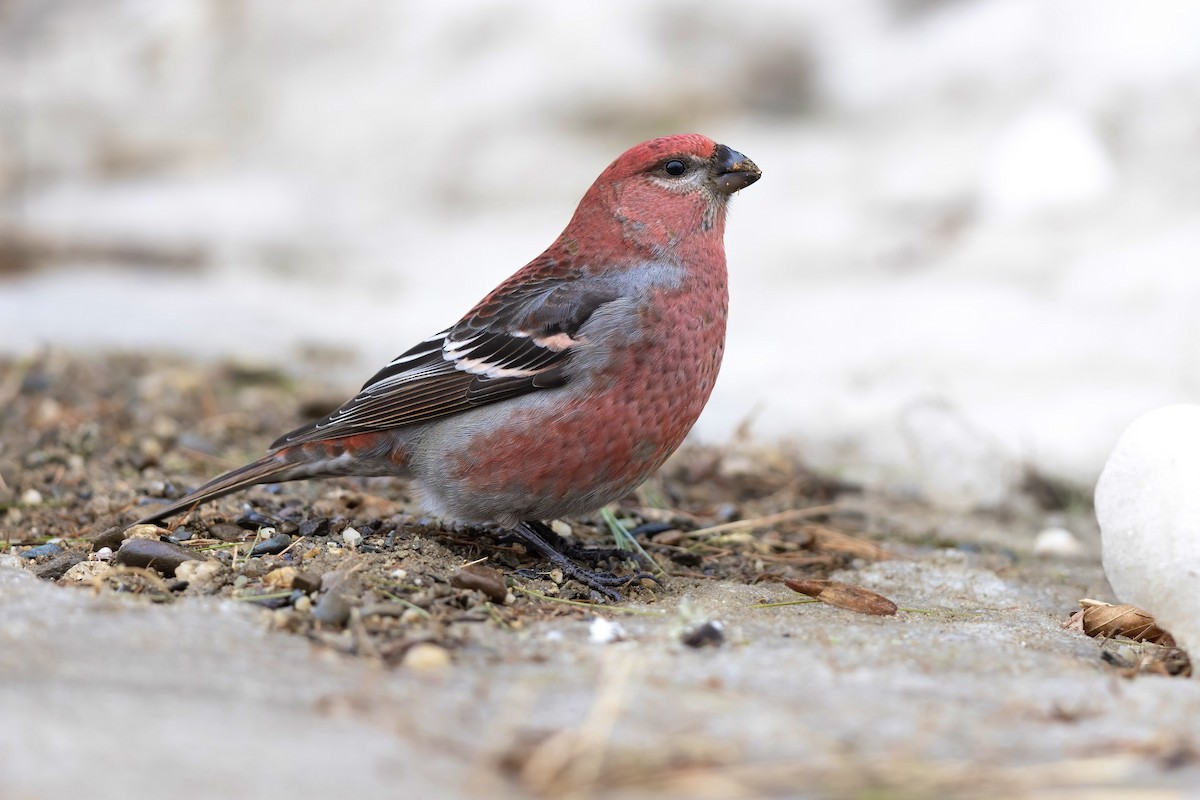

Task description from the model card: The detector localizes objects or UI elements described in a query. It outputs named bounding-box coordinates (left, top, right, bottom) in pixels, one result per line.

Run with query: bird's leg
left=493, top=522, right=638, bottom=566
left=510, top=520, right=657, bottom=601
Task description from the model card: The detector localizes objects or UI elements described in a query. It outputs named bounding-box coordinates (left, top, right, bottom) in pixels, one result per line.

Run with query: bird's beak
left=711, top=144, right=761, bottom=194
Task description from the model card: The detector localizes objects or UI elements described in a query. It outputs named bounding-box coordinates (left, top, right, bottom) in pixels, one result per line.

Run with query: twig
left=683, top=505, right=836, bottom=540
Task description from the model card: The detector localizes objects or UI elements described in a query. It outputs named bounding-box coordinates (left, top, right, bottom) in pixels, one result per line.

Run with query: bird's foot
left=496, top=522, right=646, bottom=567
left=510, top=520, right=658, bottom=601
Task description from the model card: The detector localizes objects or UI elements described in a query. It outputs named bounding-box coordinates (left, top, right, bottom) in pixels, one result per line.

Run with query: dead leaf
left=1072, top=598, right=1175, bottom=646
left=784, top=578, right=897, bottom=616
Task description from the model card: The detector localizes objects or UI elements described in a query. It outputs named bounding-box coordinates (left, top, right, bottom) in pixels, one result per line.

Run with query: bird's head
left=565, top=134, right=761, bottom=254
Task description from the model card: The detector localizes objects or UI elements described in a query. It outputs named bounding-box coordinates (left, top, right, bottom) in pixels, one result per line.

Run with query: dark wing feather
left=270, top=280, right=619, bottom=449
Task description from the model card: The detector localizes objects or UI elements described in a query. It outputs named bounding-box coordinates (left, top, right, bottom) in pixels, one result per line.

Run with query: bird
left=135, top=133, right=761, bottom=598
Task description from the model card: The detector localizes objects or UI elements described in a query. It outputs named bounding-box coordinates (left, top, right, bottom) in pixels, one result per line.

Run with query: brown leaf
left=1076, top=599, right=1175, bottom=646
left=784, top=578, right=898, bottom=616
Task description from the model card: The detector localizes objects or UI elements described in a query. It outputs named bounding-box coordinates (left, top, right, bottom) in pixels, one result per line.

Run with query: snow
left=3, top=0, right=1198, bottom=504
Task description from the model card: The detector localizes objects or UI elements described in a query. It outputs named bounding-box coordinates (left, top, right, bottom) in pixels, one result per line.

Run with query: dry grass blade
left=784, top=578, right=898, bottom=616
left=805, top=523, right=890, bottom=560
left=683, top=505, right=836, bottom=540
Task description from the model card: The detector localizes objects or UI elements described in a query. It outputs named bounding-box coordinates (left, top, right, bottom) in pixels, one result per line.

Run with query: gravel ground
left=2, top=351, right=1198, bottom=799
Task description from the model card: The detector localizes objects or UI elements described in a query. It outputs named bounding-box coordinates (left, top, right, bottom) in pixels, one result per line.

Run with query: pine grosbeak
left=137, top=133, right=761, bottom=597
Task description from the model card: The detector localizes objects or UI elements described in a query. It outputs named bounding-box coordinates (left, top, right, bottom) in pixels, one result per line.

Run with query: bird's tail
left=134, top=452, right=307, bottom=526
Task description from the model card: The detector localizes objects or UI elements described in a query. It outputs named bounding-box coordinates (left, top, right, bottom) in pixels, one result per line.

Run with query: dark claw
left=509, top=520, right=656, bottom=601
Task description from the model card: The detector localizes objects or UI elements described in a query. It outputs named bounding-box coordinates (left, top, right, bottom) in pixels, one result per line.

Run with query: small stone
left=262, top=566, right=298, bottom=590
left=112, top=538, right=199, bottom=577
left=294, top=595, right=313, bottom=613
left=681, top=621, right=725, bottom=648
left=341, top=527, right=363, bottom=548
left=208, top=523, right=245, bottom=542
left=89, top=526, right=128, bottom=551
left=233, top=575, right=248, bottom=589
left=173, top=559, right=224, bottom=590
left=399, top=607, right=426, bottom=625
left=291, top=571, right=322, bottom=594
left=19, top=542, right=62, bottom=560
left=550, top=520, right=572, bottom=538
left=251, top=531, right=292, bottom=556
left=298, top=518, right=331, bottom=538
left=401, top=643, right=452, bottom=671
left=449, top=563, right=508, bottom=604
left=19, top=488, right=43, bottom=506
left=93, top=547, right=114, bottom=561
left=312, top=592, right=352, bottom=627
left=1033, top=527, right=1086, bottom=558
left=125, top=524, right=169, bottom=541
left=62, top=561, right=114, bottom=582
left=35, top=548, right=87, bottom=580
left=240, top=557, right=268, bottom=578
left=86, top=496, right=113, bottom=515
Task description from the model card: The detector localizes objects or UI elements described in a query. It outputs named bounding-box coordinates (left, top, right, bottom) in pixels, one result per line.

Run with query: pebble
left=294, top=595, right=313, bottom=613
left=89, top=526, right=128, bottom=551
left=19, top=542, right=63, bottom=560
left=136, top=437, right=163, bottom=468
left=173, top=559, right=225, bottom=590
left=449, top=563, right=508, bottom=604
left=262, top=566, right=298, bottom=590
left=298, top=518, right=331, bottom=538
left=125, top=524, right=169, bottom=541
left=1032, top=527, right=1086, bottom=558
left=312, top=592, right=352, bottom=627
left=112, top=538, right=199, bottom=577
left=208, top=523, right=245, bottom=542
left=401, top=643, right=452, bottom=671
left=240, top=557, right=268, bottom=578
left=0, top=554, right=25, bottom=570
left=62, top=561, right=114, bottom=583
left=19, top=488, right=43, bottom=506
left=341, top=527, right=363, bottom=548
left=291, top=570, right=322, bottom=594
left=1096, top=404, right=1200, bottom=653
left=35, top=548, right=87, bottom=580
left=681, top=621, right=725, bottom=648
left=550, top=520, right=572, bottom=538
left=250, top=532, right=292, bottom=556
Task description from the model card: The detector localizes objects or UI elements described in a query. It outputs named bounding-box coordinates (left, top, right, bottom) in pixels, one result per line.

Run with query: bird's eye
left=664, top=159, right=687, bottom=176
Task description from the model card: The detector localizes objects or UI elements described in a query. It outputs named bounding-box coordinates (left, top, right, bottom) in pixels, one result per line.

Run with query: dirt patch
left=6, top=350, right=1197, bottom=798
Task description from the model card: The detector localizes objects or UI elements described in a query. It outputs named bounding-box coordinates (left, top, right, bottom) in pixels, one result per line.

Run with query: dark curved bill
left=712, top=143, right=762, bottom=194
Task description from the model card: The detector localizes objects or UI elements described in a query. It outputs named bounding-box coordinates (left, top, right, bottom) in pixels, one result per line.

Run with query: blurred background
left=2, top=0, right=1198, bottom=507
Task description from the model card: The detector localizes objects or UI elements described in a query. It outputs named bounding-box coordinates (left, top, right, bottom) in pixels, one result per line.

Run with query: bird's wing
left=270, top=277, right=621, bottom=448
